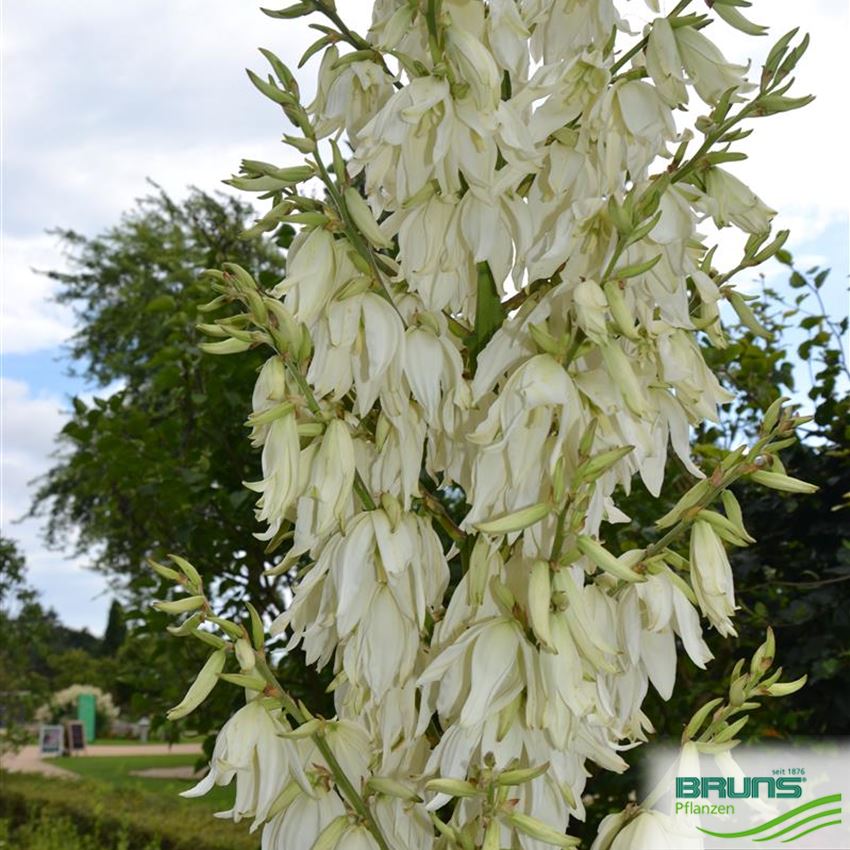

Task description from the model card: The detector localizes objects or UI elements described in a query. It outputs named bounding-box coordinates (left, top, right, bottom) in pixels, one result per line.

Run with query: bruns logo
left=676, top=776, right=804, bottom=799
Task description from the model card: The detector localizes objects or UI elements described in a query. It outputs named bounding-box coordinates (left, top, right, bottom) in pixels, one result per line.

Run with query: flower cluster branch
left=154, top=1, right=815, bottom=847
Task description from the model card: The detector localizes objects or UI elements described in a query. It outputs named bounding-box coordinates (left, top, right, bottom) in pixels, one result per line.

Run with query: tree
left=32, top=186, right=289, bottom=618
left=101, top=600, right=127, bottom=656
left=0, top=537, right=28, bottom=604
left=0, top=537, right=44, bottom=732
left=0, top=538, right=117, bottom=733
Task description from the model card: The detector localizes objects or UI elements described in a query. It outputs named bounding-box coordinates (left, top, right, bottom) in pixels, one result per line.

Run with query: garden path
left=1, top=746, right=78, bottom=778
left=0, top=742, right=203, bottom=778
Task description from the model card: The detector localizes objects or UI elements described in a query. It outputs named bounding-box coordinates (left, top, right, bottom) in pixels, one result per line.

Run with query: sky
left=1, top=0, right=848, bottom=634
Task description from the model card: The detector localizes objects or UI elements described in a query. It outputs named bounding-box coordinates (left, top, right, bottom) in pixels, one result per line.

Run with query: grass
left=51, top=754, right=232, bottom=810
left=87, top=735, right=206, bottom=746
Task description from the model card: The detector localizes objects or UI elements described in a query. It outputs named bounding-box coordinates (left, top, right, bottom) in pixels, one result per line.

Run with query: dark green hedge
left=0, top=772, right=257, bottom=850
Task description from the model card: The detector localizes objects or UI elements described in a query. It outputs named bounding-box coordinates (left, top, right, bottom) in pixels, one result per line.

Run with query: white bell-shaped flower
left=261, top=788, right=346, bottom=850
left=690, top=520, right=738, bottom=636
left=675, top=24, right=752, bottom=106
left=182, top=700, right=307, bottom=830
left=292, top=418, right=356, bottom=556
left=591, top=809, right=703, bottom=850
left=419, top=617, right=534, bottom=728
left=701, top=167, right=777, bottom=234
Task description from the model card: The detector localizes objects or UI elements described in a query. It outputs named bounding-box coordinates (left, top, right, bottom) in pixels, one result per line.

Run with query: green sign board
left=77, top=693, right=96, bottom=743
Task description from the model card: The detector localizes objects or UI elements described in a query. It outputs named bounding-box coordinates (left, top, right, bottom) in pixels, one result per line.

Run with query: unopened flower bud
left=750, top=470, right=818, bottom=494
left=167, top=611, right=204, bottom=637
left=219, top=670, right=267, bottom=690
left=482, top=819, right=501, bottom=850
left=496, top=761, right=550, bottom=786
left=167, top=553, right=203, bottom=591
left=312, top=817, right=350, bottom=850
left=682, top=697, right=724, bottom=742
left=148, top=558, right=181, bottom=583
left=366, top=777, right=421, bottom=802
left=199, top=338, right=253, bottom=355
left=505, top=811, right=580, bottom=847
left=765, top=674, right=807, bottom=697
left=528, top=560, right=554, bottom=651
left=207, top=615, right=245, bottom=640
left=476, top=502, right=551, bottom=534
left=603, top=280, right=639, bottom=339
left=577, top=537, right=645, bottom=583
left=425, top=778, right=479, bottom=798
left=234, top=637, right=256, bottom=671
left=154, top=595, right=206, bottom=615
left=344, top=187, right=393, bottom=249
left=167, top=648, right=226, bottom=720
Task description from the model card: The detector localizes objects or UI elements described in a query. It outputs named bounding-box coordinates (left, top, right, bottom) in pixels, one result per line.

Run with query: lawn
left=86, top=735, right=207, bottom=746
left=51, top=753, right=232, bottom=810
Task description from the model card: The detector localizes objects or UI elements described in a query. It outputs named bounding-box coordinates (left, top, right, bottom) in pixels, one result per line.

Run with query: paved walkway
left=1, top=746, right=78, bottom=778
left=1, top=742, right=203, bottom=779
left=129, top=765, right=205, bottom=780
left=83, top=743, right=203, bottom=756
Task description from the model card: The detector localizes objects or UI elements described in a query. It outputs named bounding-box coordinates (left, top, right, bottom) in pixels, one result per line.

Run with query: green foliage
left=728, top=445, right=850, bottom=732
left=695, top=258, right=850, bottom=734
left=0, top=537, right=29, bottom=604
left=576, top=259, right=849, bottom=844
left=464, top=262, right=507, bottom=368
left=1, top=540, right=64, bottom=731
left=30, top=185, right=287, bottom=619
left=0, top=773, right=256, bottom=850
left=1, top=811, right=158, bottom=850
left=102, top=601, right=128, bottom=657
left=0, top=538, right=120, bottom=732
left=42, top=651, right=119, bottom=695
left=1, top=538, right=43, bottom=725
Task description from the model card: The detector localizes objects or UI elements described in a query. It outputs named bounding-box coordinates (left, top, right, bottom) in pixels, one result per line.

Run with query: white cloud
left=709, top=0, right=849, bottom=240
left=3, top=0, right=374, bottom=231
left=2, top=1, right=375, bottom=353
left=3, top=1, right=844, bottom=349
left=0, top=377, right=111, bottom=632
left=1, top=234, right=75, bottom=354
left=0, top=378, right=67, bottom=496
left=643, top=0, right=849, bottom=236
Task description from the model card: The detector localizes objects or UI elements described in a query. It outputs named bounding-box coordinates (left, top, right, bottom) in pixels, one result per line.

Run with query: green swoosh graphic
left=782, top=819, right=843, bottom=844
left=697, top=794, right=842, bottom=838
left=753, top=808, right=842, bottom=842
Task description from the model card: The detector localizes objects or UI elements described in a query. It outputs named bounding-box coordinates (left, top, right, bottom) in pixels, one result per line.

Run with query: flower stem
left=609, top=0, right=693, bottom=75
left=311, top=148, right=406, bottom=324
left=354, top=472, right=378, bottom=511
left=255, top=656, right=391, bottom=850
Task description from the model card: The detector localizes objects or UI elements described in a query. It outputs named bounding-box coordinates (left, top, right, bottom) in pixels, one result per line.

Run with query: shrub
left=34, top=685, right=119, bottom=736
left=0, top=773, right=256, bottom=850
